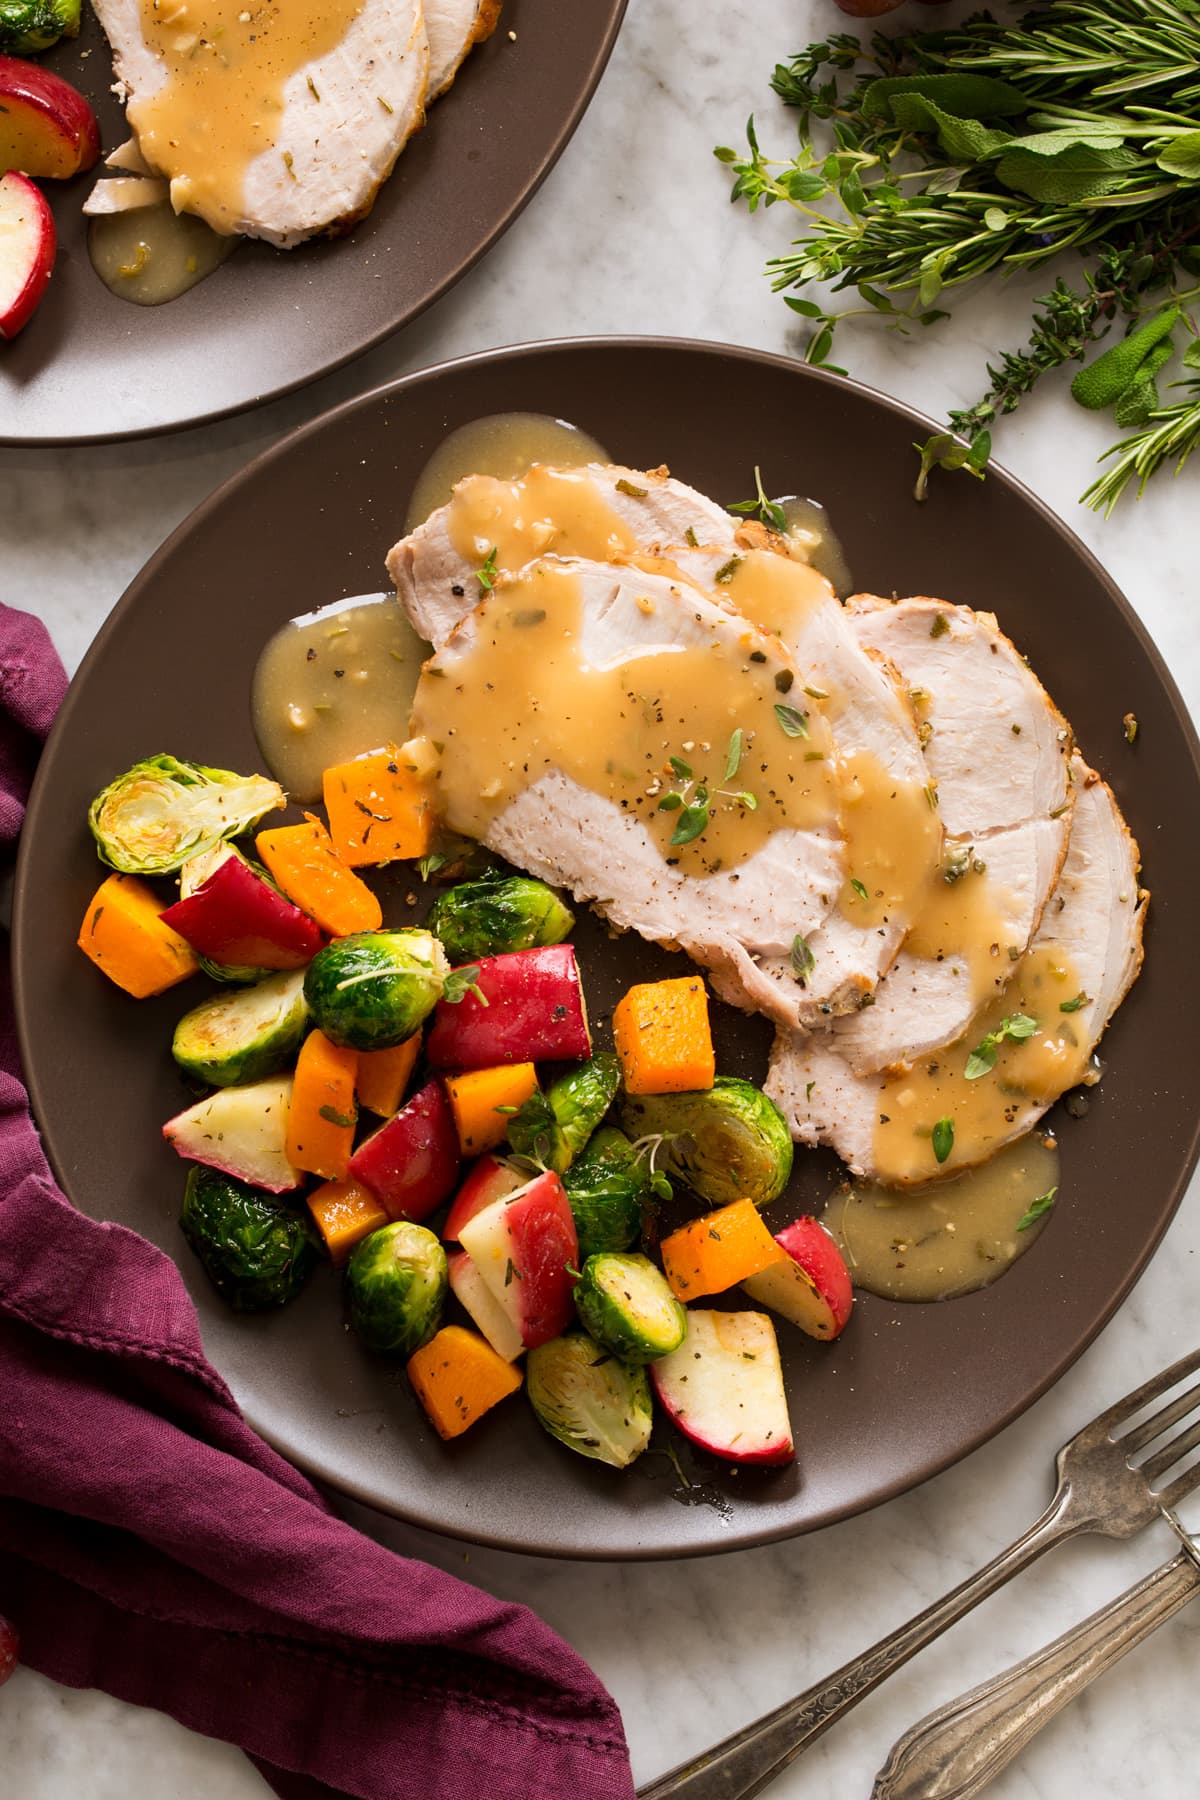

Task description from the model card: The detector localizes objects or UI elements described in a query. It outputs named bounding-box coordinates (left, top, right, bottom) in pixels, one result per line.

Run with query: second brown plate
left=0, top=1, right=626, bottom=443
left=15, top=338, right=1200, bottom=1557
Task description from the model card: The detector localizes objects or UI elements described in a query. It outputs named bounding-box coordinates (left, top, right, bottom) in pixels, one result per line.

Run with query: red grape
left=0, top=1614, right=19, bottom=1686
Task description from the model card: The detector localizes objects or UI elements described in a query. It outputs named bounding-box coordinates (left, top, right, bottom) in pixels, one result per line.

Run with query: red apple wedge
left=0, top=56, right=99, bottom=179
left=163, top=1076, right=303, bottom=1193
left=0, top=170, right=54, bottom=339
left=349, top=1079, right=460, bottom=1222
left=651, top=1309, right=794, bottom=1465
left=162, top=851, right=324, bottom=970
left=741, top=1216, right=854, bottom=1341
left=446, top=1247, right=524, bottom=1362
left=426, top=946, right=591, bottom=1069
left=457, top=1170, right=579, bottom=1350
left=442, top=1154, right=525, bottom=1243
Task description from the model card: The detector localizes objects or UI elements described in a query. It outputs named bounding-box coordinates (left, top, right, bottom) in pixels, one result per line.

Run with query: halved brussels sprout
left=507, top=1052, right=620, bottom=1172
left=88, top=755, right=284, bottom=876
left=346, top=1221, right=447, bottom=1355
left=427, top=871, right=574, bottom=964
left=0, top=0, right=80, bottom=54
left=563, top=1126, right=649, bottom=1261
left=573, top=1253, right=687, bottom=1363
left=526, top=1329, right=653, bottom=1469
left=180, top=1165, right=318, bottom=1311
left=172, top=969, right=309, bottom=1087
left=619, top=1076, right=793, bottom=1209
left=304, top=930, right=449, bottom=1051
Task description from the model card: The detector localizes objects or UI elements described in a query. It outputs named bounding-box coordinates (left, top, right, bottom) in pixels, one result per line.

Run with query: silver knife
left=873, top=1511, right=1200, bottom=1800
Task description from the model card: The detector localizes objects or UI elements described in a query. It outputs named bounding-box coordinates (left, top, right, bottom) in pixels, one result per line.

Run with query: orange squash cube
left=660, top=1198, right=785, bottom=1301
left=285, top=1029, right=359, bottom=1180
left=445, top=1062, right=539, bottom=1155
left=407, top=1325, right=524, bottom=1440
left=307, top=1177, right=389, bottom=1265
left=77, top=873, right=199, bottom=998
left=322, top=745, right=433, bottom=867
left=611, top=975, right=715, bottom=1095
left=356, top=1035, right=421, bottom=1118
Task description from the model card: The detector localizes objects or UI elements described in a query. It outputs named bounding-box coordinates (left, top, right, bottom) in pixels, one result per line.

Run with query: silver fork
left=637, top=1344, right=1200, bottom=1800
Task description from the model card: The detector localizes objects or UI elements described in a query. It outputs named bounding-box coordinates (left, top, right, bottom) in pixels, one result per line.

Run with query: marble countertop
left=4, top=1, right=1200, bottom=1794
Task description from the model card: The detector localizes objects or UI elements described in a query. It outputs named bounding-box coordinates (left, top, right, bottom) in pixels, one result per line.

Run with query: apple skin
left=457, top=1170, right=579, bottom=1350
left=349, top=1080, right=461, bottom=1223
left=831, top=0, right=904, bottom=13
left=442, top=1154, right=525, bottom=1243
left=0, top=1613, right=17, bottom=1687
left=426, top=946, right=591, bottom=1069
left=0, top=55, right=100, bottom=180
left=740, top=1215, right=854, bottom=1341
left=651, top=1308, right=794, bottom=1465
left=161, top=854, right=324, bottom=970
left=0, top=170, right=54, bottom=339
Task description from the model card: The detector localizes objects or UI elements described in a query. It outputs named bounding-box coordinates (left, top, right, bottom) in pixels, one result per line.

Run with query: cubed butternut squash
left=660, top=1198, right=785, bottom=1301
left=307, top=1177, right=389, bottom=1265
left=407, top=1324, right=524, bottom=1440
left=355, top=1035, right=421, bottom=1118
left=77, top=873, right=200, bottom=998
left=611, top=975, right=715, bottom=1095
left=256, top=814, right=382, bottom=937
left=285, top=1028, right=359, bottom=1180
left=322, top=745, right=433, bottom=866
left=445, top=1062, right=539, bottom=1155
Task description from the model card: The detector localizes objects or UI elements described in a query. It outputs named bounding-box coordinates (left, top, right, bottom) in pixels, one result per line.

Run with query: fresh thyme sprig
left=718, top=1, right=1200, bottom=509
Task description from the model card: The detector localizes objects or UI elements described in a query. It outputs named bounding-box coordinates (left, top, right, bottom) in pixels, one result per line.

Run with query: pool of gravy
left=829, top=1132, right=1061, bottom=1301
left=405, top=413, right=612, bottom=532
left=251, top=594, right=429, bottom=803
left=89, top=202, right=237, bottom=306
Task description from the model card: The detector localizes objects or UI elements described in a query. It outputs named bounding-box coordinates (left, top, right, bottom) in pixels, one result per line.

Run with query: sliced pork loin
left=94, top=0, right=428, bottom=246
left=848, top=596, right=1073, bottom=836
left=388, top=463, right=738, bottom=649
left=427, top=0, right=503, bottom=98
left=411, top=558, right=845, bottom=1022
left=831, top=596, right=1075, bottom=1074
left=674, top=543, right=938, bottom=1025
left=766, top=759, right=1145, bottom=1181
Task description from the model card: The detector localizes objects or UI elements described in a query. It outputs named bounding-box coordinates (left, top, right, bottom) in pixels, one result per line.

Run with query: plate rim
left=17, top=334, right=1200, bottom=1559
left=0, top=4, right=629, bottom=449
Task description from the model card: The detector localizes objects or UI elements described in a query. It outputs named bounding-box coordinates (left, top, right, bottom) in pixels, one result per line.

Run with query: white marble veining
left=3, top=0, right=1200, bottom=1795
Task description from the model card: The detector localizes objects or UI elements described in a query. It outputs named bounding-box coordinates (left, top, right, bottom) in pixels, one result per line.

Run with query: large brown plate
left=0, top=2, right=626, bottom=444
left=15, top=339, right=1200, bottom=1558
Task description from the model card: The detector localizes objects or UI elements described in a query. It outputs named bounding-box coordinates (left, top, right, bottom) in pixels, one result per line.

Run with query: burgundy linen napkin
left=0, top=604, right=635, bottom=1800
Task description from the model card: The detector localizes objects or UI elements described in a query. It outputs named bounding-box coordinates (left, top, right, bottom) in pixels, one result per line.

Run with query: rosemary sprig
left=719, top=1, right=1200, bottom=509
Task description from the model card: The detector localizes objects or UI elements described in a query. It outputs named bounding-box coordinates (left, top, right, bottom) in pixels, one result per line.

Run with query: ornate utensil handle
left=637, top=1497, right=1074, bottom=1800
left=872, top=1551, right=1200, bottom=1800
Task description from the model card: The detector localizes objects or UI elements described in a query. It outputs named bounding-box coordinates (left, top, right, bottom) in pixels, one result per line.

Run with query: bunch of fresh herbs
left=716, top=1, right=1200, bottom=511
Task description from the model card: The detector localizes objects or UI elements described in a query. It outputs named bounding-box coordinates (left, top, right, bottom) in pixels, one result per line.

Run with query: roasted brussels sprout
left=346, top=1221, right=447, bottom=1355
left=88, top=755, right=284, bottom=876
left=172, top=969, right=309, bottom=1088
left=0, top=0, right=81, bottom=53
left=563, top=1126, right=649, bottom=1260
left=573, top=1253, right=687, bottom=1363
left=304, top=930, right=450, bottom=1051
left=180, top=1165, right=318, bottom=1311
left=427, top=871, right=573, bottom=964
left=526, top=1329, right=653, bottom=1469
left=507, top=1052, right=620, bottom=1172
left=619, top=1077, right=794, bottom=1209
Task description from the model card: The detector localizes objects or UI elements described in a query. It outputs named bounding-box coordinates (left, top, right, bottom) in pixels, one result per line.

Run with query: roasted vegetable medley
left=77, top=748, right=854, bottom=1471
